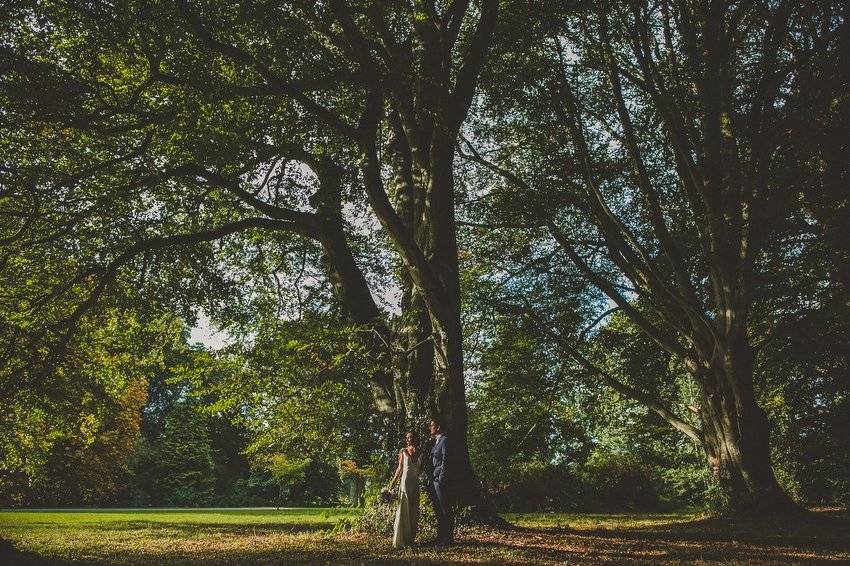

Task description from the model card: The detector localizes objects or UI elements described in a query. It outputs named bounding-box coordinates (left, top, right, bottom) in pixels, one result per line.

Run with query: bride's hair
left=404, top=431, right=419, bottom=446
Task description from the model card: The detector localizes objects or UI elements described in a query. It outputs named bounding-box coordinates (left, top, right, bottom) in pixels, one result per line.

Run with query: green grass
left=0, top=508, right=356, bottom=565
left=502, top=509, right=704, bottom=529
left=0, top=507, right=354, bottom=528
left=1, top=507, right=847, bottom=565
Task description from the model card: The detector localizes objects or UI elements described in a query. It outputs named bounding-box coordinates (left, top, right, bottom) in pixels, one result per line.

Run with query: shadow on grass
left=3, top=510, right=848, bottom=565
left=0, top=534, right=484, bottom=566
left=1, top=538, right=75, bottom=566
left=493, top=510, right=850, bottom=564
left=549, top=510, right=847, bottom=542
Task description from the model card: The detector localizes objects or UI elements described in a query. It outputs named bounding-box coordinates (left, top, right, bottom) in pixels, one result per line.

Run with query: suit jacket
left=429, top=434, right=448, bottom=485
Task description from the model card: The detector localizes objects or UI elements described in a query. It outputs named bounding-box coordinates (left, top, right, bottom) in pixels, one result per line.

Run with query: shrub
left=484, top=459, right=581, bottom=512
left=577, top=449, right=660, bottom=511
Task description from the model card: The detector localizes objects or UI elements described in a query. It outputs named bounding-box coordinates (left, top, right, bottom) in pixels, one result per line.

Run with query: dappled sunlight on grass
left=1, top=508, right=847, bottom=565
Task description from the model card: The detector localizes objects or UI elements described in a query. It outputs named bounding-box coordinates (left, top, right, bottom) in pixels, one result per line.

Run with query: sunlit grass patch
left=502, top=508, right=705, bottom=530
left=0, top=508, right=360, bottom=565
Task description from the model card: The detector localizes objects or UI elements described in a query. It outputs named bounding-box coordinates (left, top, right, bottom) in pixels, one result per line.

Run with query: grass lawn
left=1, top=507, right=847, bottom=565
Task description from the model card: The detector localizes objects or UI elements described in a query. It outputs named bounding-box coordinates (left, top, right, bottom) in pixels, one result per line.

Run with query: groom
left=426, top=417, right=453, bottom=546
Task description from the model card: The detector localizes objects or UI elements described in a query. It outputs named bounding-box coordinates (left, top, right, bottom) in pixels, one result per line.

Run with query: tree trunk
left=340, top=0, right=501, bottom=524
left=391, top=281, right=434, bottom=436
left=422, top=146, right=506, bottom=525
left=432, top=315, right=495, bottom=517
left=388, top=122, right=435, bottom=436
left=695, top=341, right=799, bottom=516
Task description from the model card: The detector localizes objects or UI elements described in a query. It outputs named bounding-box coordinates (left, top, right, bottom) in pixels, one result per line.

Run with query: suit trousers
left=427, top=481, right=453, bottom=543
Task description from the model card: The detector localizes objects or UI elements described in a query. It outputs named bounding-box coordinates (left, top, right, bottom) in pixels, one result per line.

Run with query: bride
left=388, top=431, right=422, bottom=549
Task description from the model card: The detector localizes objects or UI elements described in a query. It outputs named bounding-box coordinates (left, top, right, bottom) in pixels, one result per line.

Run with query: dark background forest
left=1, top=0, right=848, bottom=520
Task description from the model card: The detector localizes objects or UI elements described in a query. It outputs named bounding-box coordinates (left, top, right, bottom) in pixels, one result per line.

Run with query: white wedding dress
left=392, top=450, right=421, bottom=549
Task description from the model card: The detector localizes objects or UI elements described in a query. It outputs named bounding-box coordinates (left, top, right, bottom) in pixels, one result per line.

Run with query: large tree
left=465, top=0, right=845, bottom=515
left=2, top=0, right=501, bottom=513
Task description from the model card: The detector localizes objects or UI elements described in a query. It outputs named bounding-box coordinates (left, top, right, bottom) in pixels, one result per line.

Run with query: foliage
left=194, top=313, right=385, bottom=505
left=0, top=312, right=165, bottom=506
left=151, top=399, right=216, bottom=507
left=353, top=480, right=437, bottom=540
left=577, top=449, right=658, bottom=512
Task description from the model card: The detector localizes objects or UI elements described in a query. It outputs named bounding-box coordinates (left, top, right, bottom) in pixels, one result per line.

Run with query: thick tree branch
left=523, top=307, right=704, bottom=444
left=448, top=0, right=498, bottom=130
left=176, top=0, right=358, bottom=139
left=62, top=217, right=318, bottom=331
left=176, top=165, right=319, bottom=228
left=359, top=139, right=447, bottom=312
left=565, top=340, right=704, bottom=444
left=548, top=221, right=691, bottom=361
left=599, top=14, right=704, bottom=316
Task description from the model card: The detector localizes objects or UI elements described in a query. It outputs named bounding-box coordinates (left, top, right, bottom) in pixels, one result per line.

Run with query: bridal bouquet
left=380, top=486, right=397, bottom=503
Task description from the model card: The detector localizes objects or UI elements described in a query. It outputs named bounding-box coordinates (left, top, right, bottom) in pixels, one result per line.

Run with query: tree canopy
left=1, top=0, right=847, bottom=517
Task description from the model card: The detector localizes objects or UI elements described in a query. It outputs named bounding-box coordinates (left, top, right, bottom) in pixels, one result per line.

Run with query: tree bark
left=693, top=337, right=798, bottom=515
left=418, top=142, right=504, bottom=524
